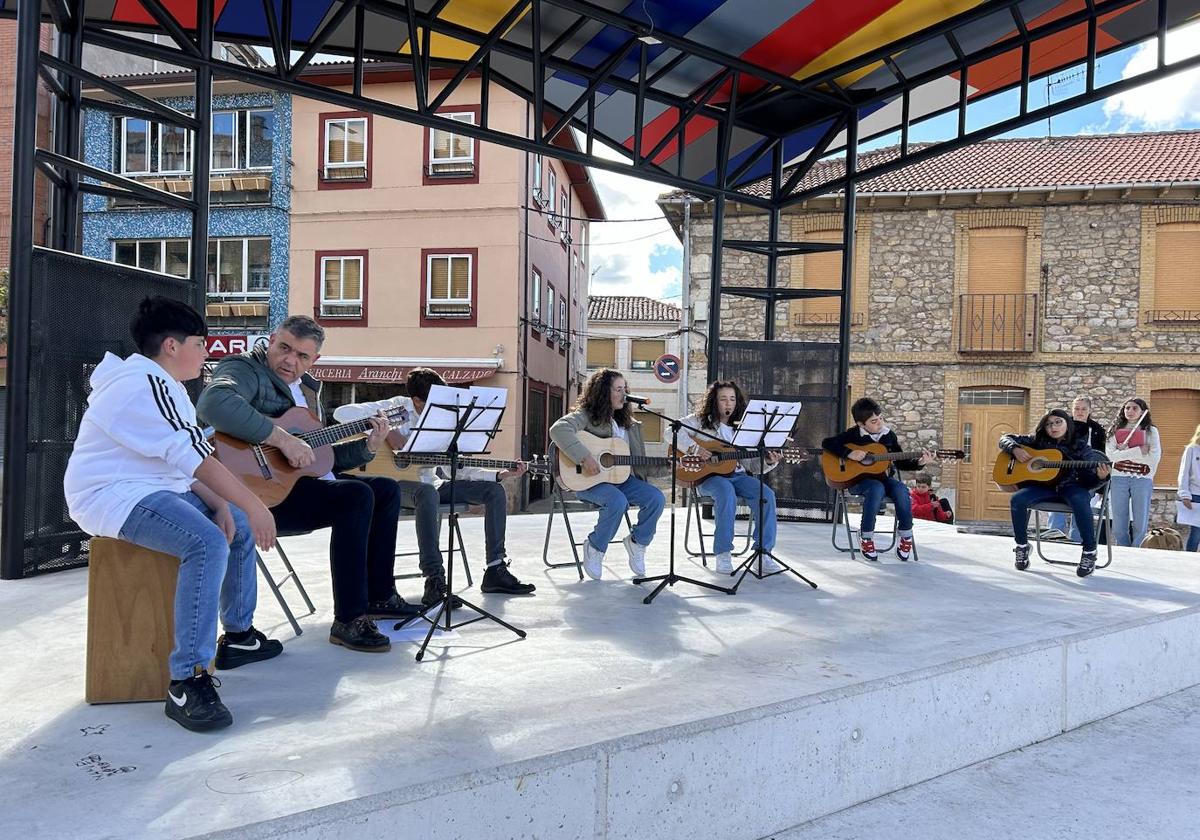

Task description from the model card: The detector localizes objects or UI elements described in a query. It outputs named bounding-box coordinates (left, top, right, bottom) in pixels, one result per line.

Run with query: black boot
left=422, top=574, right=465, bottom=609
left=1077, top=550, right=1097, bottom=578
left=367, top=590, right=423, bottom=620
left=481, top=562, right=536, bottom=595
left=329, top=616, right=391, bottom=652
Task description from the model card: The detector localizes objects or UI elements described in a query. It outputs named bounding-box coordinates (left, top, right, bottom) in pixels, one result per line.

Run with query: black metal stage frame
left=5, top=0, right=1200, bottom=577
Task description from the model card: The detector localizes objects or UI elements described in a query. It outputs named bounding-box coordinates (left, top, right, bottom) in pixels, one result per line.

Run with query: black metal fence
left=1, top=249, right=197, bottom=579
left=719, top=339, right=839, bottom=521
left=958, top=293, right=1037, bottom=352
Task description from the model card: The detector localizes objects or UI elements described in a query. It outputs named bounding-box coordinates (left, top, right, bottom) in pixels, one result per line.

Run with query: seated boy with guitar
left=676, top=380, right=783, bottom=574
left=334, top=367, right=537, bottom=602
left=198, top=315, right=415, bottom=655
left=997, top=409, right=1111, bottom=577
left=65, top=298, right=280, bottom=732
left=548, top=368, right=667, bottom=580
left=821, top=397, right=935, bottom=561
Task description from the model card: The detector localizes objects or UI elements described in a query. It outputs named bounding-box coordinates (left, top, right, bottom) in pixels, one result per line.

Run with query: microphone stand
left=631, top=401, right=735, bottom=604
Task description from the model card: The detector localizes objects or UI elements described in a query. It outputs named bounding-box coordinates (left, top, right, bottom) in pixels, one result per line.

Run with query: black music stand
left=395, top=386, right=526, bottom=660
left=633, top=405, right=735, bottom=604
left=728, top=401, right=818, bottom=593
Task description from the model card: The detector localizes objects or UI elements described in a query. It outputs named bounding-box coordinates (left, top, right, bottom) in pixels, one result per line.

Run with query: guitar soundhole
left=860, top=454, right=876, bottom=466
left=599, top=453, right=614, bottom=468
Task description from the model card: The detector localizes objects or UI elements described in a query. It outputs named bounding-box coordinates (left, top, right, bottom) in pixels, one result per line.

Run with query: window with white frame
left=558, top=297, right=567, bottom=345
left=532, top=154, right=543, bottom=203
left=206, top=238, right=271, bottom=299
left=117, top=108, right=273, bottom=175
left=559, top=192, right=570, bottom=243
left=426, top=253, right=472, bottom=317
left=113, top=239, right=190, bottom=277
left=547, top=169, right=557, bottom=226
left=321, top=255, right=364, bottom=317
left=546, top=282, right=556, bottom=335
left=323, top=117, right=368, bottom=180
left=428, top=112, right=475, bottom=176
left=531, top=268, right=542, bottom=326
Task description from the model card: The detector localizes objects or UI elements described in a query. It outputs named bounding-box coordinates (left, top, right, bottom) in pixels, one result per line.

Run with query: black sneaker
left=422, top=574, right=465, bottom=609
left=367, top=591, right=423, bottom=620
left=481, top=562, right=536, bottom=595
left=215, top=626, right=283, bottom=671
left=164, top=670, right=232, bottom=733
left=1014, top=544, right=1031, bottom=571
left=329, top=616, right=391, bottom=652
left=1077, top=551, right=1097, bottom=578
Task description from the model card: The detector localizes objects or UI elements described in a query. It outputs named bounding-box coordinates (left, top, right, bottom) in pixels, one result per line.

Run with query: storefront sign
left=309, top=364, right=498, bottom=384
left=205, top=334, right=269, bottom=358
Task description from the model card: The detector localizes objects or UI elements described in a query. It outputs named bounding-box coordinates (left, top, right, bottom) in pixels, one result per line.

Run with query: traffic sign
left=653, top=353, right=682, bottom=384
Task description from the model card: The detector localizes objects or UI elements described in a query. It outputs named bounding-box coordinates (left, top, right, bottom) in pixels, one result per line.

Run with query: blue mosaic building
left=82, top=85, right=292, bottom=336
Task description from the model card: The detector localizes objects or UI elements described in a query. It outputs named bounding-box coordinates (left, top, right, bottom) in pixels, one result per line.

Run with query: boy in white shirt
left=64, top=297, right=279, bottom=732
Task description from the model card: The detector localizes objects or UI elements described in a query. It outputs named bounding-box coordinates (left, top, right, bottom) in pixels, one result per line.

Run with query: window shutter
left=1150, top=388, right=1200, bottom=486
left=323, top=260, right=342, bottom=300
left=346, top=121, right=365, bottom=164
left=631, top=339, right=664, bottom=363
left=800, top=229, right=844, bottom=323
left=450, top=256, right=470, bottom=298
left=327, top=122, right=346, bottom=165
left=1154, top=223, right=1200, bottom=312
left=342, top=259, right=361, bottom=300
left=587, top=338, right=615, bottom=368
left=967, top=227, right=1025, bottom=296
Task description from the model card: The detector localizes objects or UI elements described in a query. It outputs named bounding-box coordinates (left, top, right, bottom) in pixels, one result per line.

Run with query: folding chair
left=259, top=530, right=317, bottom=637
left=1030, top=481, right=1113, bottom=570
left=683, top=487, right=753, bottom=567
left=542, top=483, right=635, bottom=580
left=831, top=486, right=918, bottom=562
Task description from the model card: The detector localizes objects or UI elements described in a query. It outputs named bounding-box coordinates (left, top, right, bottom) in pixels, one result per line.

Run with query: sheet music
left=402, top=384, right=506, bottom=455
left=731, top=399, right=801, bottom=449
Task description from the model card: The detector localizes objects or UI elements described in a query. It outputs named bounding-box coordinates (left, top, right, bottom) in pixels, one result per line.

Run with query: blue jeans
left=1048, top=496, right=1093, bottom=542
left=849, top=477, right=913, bottom=538
left=576, top=475, right=665, bottom=552
left=697, top=472, right=776, bottom=554
left=1186, top=495, right=1200, bottom=552
left=119, top=490, right=258, bottom=681
left=1110, top=475, right=1153, bottom=547
left=1011, top=484, right=1097, bottom=551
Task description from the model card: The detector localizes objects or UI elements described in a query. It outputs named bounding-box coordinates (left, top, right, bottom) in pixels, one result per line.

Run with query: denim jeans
left=1186, top=495, right=1200, bottom=552
left=849, top=477, right=914, bottom=537
left=118, top=490, right=258, bottom=681
left=270, top=474, right=401, bottom=622
left=576, top=475, right=665, bottom=552
left=1010, top=484, right=1097, bottom=551
left=696, top=472, right=776, bottom=554
left=1048, top=493, right=1095, bottom=542
left=397, top=479, right=509, bottom=575
left=1110, top=475, right=1153, bottom=547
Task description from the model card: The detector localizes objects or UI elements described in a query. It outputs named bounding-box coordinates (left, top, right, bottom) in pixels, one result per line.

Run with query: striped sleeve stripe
left=148, top=375, right=213, bottom=460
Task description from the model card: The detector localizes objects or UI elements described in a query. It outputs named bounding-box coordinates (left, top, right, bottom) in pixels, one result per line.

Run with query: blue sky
left=585, top=20, right=1200, bottom=304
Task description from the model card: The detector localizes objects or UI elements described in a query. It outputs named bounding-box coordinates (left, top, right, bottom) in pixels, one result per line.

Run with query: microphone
left=623, top=394, right=651, bottom=407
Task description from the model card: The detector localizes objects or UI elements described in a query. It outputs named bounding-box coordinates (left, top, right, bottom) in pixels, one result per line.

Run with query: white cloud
left=1103, top=19, right=1200, bottom=130
left=581, top=139, right=682, bottom=304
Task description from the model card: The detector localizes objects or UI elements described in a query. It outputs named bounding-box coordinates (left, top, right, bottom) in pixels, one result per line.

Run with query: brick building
left=663, top=130, right=1200, bottom=525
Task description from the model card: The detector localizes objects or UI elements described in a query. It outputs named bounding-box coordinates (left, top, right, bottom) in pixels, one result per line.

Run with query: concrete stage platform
left=2, top=512, right=1199, bottom=839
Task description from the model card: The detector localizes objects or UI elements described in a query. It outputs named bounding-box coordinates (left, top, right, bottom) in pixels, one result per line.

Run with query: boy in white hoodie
left=64, top=298, right=279, bottom=733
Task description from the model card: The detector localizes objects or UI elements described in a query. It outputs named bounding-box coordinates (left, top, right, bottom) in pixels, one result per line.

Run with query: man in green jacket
left=548, top=368, right=665, bottom=580
left=198, top=315, right=419, bottom=653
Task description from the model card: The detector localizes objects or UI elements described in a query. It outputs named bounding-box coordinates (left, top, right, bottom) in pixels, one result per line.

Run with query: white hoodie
left=64, top=352, right=214, bottom=538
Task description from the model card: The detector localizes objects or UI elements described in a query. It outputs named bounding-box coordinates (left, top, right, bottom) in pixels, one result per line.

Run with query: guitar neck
left=396, top=453, right=521, bottom=471
left=869, top=450, right=926, bottom=462
left=296, top=417, right=375, bottom=451
left=609, top=456, right=674, bottom=467
left=1039, top=460, right=1107, bottom=469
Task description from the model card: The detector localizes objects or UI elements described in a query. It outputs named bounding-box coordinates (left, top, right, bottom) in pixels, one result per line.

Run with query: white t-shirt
left=289, top=379, right=335, bottom=481
left=611, top=419, right=628, bottom=441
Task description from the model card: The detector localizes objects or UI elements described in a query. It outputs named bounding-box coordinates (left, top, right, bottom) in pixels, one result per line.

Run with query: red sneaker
left=859, top=538, right=878, bottom=561
left=897, top=536, right=914, bottom=561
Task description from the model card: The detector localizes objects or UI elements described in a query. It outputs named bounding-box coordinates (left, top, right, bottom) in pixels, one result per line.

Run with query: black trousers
left=271, top=474, right=400, bottom=622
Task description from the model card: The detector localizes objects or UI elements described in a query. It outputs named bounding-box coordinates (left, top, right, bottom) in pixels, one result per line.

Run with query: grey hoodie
left=64, top=353, right=213, bottom=538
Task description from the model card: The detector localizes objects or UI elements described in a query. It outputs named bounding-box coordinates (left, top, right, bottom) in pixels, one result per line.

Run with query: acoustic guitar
left=212, top=404, right=408, bottom=507
left=550, top=431, right=704, bottom=492
left=992, top=446, right=1149, bottom=491
left=390, top=451, right=552, bottom=480
left=673, top=437, right=816, bottom=483
left=821, top=443, right=966, bottom=489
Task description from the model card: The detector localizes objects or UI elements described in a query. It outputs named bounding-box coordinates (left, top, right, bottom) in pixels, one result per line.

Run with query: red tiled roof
left=737, top=129, right=1200, bottom=198
left=588, top=295, right=681, bottom=323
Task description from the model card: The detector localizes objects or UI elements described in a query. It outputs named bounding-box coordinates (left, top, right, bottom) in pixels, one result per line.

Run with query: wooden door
left=958, top=401, right=1026, bottom=521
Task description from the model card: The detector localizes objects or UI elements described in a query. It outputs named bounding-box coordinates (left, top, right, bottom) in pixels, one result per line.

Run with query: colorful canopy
left=15, top=0, right=1200, bottom=189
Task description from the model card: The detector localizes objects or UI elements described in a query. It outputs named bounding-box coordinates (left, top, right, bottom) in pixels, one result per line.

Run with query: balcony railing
left=1145, top=309, right=1200, bottom=324
left=958, top=293, right=1037, bottom=353
left=791, top=312, right=865, bottom=327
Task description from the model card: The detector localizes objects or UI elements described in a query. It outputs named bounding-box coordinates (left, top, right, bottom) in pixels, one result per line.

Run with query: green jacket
left=197, top=346, right=374, bottom=474
left=548, top=409, right=662, bottom=480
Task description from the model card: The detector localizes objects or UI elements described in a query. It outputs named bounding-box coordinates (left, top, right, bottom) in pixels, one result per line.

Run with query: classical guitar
left=673, top=437, right=816, bottom=483
left=212, top=404, right=408, bottom=507
left=550, top=430, right=704, bottom=492
left=391, top=451, right=552, bottom=480
left=821, top=443, right=966, bottom=489
left=992, top=446, right=1150, bottom=491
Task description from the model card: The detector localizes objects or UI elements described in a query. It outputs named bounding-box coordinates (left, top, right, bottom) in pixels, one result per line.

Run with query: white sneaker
left=757, top=555, right=782, bottom=574
left=582, top=541, right=604, bottom=580
left=1041, top=528, right=1067, bottom=541
left=715, top=552, right=733, bottom=574
left=622, top=535, right=647, bottom=576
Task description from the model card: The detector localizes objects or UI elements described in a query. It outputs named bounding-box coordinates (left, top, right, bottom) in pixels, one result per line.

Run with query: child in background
left=910, top=473, right=954, bottom=524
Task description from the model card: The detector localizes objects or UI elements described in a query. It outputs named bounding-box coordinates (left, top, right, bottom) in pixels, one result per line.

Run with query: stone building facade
left=664, top=131, right=1200, bottom=530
